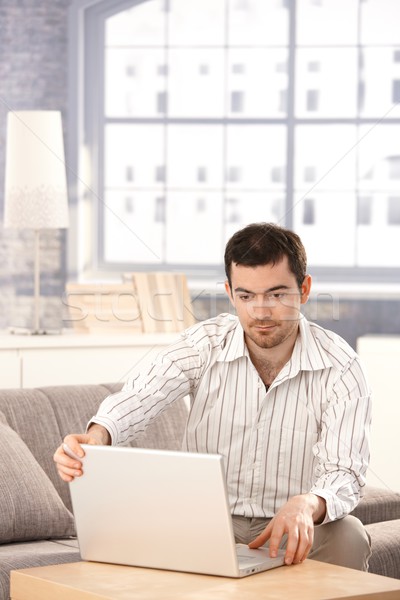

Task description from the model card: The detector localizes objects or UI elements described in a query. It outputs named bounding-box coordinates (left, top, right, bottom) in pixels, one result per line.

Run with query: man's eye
left=273, top=293, right=286, bottom=299
left=238, top=295, right=251, bottom=301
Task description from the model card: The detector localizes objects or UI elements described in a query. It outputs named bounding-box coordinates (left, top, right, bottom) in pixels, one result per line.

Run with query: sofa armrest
left=350, top=486, right=400, bottom=525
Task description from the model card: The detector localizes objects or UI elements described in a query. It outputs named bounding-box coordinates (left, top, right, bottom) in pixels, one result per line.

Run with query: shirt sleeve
left=310, top=356, right=372, bottom=524
left=88, top=333, right=204, bottom=445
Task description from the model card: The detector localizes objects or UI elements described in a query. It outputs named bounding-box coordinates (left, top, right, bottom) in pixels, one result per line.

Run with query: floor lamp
left=4, top=110, right=69, bottom=334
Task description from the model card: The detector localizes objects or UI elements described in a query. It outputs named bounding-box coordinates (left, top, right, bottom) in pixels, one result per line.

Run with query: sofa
left=0, top=383, right=399, bottom=599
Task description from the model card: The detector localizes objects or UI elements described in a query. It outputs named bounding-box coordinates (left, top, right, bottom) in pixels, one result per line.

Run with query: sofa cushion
left=0, top=384, right=120, bottom=513
left=366, top=519, right=400, bottom=579
left=351, top=486, right=400, bottom=525
left=0, top=412, right=76, bottom=544
left=1, top=539, right=80, bottom=600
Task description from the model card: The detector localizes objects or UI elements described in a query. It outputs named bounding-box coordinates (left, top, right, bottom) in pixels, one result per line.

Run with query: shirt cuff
left=310, top=489, right=338, bottom=525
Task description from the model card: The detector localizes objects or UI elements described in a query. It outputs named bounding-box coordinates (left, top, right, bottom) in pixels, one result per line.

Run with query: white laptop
left=69, top=445, right=285, bottom=578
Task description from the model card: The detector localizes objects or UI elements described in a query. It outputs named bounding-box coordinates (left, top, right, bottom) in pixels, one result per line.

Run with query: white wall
left=357, top=335, right=400, bottom=493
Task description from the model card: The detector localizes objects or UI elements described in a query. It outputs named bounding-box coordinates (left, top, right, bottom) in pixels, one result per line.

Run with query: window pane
left=297, top=0, right=358, bottom=46
left=168, top=49, right=224, bottom=117
left=105, top=0, right=165, bottom=46
left=105, top=49, right=165, bottom=117
left=166, top=192, right=223, bottom=264
left=167, top=125, right=224, bottom=188
left=295, top=126, right=357, bottom=191
left=358, top=125, right=400, bottom=191
left=296, top=49, right=358, bottom=118
left=357, top=196, right=373, bottom=226
left=169, top=0, right=225, bottom=46
left=228, top=0, right=289, bottom=46
left=360, top=49, right=400, bottom=118
left=303, top=198, right=315, bottom=225
left=357, top=193, right=400, bottom=267
left=105, top=125, right=164, bottom=189
left=103, top=191, right=164, bottom=264
left=224, top=193, right=285, bottom=244
left=388, top=197, right=400, bottom=225
left=293, top=193, right=357, bottom=266
left=226, top=125, right=286, bottom=189
left=361, top=0, right=400, bottom=45
left=227, top=49, right=288, bottom=117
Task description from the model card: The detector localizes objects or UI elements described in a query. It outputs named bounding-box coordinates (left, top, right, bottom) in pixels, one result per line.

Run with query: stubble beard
left=246, top=319, right=299, bottom=350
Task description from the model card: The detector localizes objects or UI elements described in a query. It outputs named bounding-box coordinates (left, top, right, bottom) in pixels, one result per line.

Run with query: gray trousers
left=232, top=514, right=371, bottom=571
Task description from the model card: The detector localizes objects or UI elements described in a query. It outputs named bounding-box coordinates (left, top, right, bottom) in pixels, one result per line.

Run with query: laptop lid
left=69, top=445, right=284, bottom=577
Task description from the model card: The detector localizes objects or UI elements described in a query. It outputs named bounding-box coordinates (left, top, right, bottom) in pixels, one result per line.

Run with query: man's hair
left=224, top=222, right=307, bottom=290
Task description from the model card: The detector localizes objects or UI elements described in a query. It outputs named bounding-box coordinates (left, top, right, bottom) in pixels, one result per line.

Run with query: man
left=55, top=222, right=371, bottom=570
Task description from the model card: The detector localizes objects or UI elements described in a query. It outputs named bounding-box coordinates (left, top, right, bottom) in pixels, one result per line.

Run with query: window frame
left=68, top=0, right=400, bottom=285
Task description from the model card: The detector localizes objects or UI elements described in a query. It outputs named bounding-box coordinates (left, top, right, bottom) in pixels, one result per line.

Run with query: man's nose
left=248, top=301, right=273, bottom=320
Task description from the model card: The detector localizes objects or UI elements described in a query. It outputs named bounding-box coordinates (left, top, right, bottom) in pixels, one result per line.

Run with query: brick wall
left=0, top=0, right=71, bottom=330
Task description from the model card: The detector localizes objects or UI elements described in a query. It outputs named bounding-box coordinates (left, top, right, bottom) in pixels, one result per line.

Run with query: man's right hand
left=53, top=425, right=111, bottom=482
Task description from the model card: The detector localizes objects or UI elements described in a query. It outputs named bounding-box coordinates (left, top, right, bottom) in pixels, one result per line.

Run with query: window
left=303, top=198, right=315, bottom=225
left=388, top=197, right=400, bottom=226
left=74, top=0, right=400, bottom=282
left=357, top=196, right=372, bottom=226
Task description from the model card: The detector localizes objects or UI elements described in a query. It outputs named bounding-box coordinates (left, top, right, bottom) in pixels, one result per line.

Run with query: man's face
left=225, top=257, right=311, bottom=351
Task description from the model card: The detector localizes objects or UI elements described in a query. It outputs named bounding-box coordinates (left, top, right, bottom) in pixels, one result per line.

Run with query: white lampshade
left=4, top=110, right=69, bottom=229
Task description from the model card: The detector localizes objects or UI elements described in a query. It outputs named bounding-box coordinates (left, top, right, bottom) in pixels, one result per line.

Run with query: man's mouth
left=253, top=322, right=277, bottom=330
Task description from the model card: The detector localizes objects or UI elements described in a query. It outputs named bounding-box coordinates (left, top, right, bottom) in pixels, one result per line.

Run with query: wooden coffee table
left=10, top=559, right=400, bottom=600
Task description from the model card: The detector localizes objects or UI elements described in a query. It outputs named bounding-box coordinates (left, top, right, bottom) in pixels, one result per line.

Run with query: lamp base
left=8, top=327, right=63, bottom=336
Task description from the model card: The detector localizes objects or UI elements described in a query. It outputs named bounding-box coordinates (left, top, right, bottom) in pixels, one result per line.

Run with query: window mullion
left=284, top=0, right=296, bottom=231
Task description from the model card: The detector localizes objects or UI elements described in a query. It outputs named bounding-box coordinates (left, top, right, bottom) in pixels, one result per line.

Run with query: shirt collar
left=216, top=317, right=246, bottom=362
left=295, top=316, right=334, bottom=371
left=269, top=318, right=334, bottom=387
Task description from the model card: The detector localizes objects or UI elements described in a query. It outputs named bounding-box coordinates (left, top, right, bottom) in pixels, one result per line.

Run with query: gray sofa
left=0, top=384, right=399, bottom=599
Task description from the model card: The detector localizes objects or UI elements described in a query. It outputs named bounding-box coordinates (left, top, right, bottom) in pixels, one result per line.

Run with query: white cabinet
left=0, top=349, right=21, bottom=388
left=357, top=335, right=400, bottom=493
left=0, top=333, right=179, bottom=389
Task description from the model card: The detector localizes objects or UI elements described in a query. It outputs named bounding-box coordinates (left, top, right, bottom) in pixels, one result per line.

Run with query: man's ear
left=300, top=275, right=312, bottom=305
left=225, top=280, right=234, bottom=306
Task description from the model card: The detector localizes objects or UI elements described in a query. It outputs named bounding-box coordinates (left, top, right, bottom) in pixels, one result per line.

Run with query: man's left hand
left=248, top=493, right=326, bottom=565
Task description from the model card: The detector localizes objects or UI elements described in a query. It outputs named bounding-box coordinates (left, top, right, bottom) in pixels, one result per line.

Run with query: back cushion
left=0, top=411, right=76, bottom=543
left=0, top=383, right=188, bottom=512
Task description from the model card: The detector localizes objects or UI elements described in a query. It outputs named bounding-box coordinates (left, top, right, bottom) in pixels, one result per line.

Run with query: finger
left=290, top=525, right=313, bottom=565
left=54, top=443, right=82, bottom=467
left=267, top=522, right=286, bottom=558
left=298, top=527, right=314, bottom=563
left=63, top=434, right=87, bottom=458
left=283, top=527, right=300, bottom=565
left=248, top=521, right=272, bottom=549
left=57, top=471, right=74, bottom=483
left=53, top=444, right=84, bottom=482
left=56, top=463, right=83, bottom=482
left=54, top=449, right=83, bottom=481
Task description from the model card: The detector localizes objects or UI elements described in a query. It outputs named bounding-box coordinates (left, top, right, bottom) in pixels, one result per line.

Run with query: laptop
left=69, top=445, right=286, bottom=578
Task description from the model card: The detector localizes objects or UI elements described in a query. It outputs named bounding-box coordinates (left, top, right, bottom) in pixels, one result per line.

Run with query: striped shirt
left=91, top=313, right=371, bottom=523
